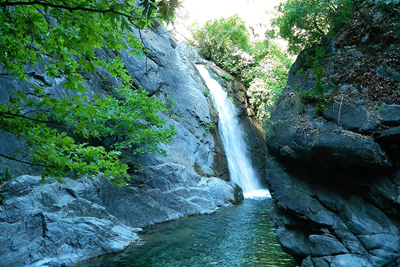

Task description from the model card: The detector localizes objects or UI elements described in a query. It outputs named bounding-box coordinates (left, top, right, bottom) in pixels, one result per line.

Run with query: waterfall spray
left=197, top=65, right=269, bottom=199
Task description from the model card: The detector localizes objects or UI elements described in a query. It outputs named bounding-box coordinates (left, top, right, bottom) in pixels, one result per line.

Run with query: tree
left=273, top=0, right=400, bottom=54
left=273, top=0, right=355, bottom=54
left=0, top=0, right=180, bottom=185
left=190, top=15, right=251, bottom=76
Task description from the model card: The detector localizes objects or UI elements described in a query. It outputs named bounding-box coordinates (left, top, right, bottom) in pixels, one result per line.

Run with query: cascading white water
left=196, top=65, right=270, bottom=199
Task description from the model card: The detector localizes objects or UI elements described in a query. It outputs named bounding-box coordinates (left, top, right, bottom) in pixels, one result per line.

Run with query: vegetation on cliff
left=0, top=0, right=180, bottom=184
left=190, top=15, right=293, bottom=123
left=274, top=0, right=399, bottom=53
left=273, top=0, right=400, bottom=110
left=190, top=0, right=399, bottom=135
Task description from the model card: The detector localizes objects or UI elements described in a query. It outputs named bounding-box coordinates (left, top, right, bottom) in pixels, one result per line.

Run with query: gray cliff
left=266, top=7, right=400, bottom=267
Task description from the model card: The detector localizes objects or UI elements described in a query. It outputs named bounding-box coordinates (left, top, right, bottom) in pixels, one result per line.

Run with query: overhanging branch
left=0, top=152, right=51, bottom=168
left=0, top=111, right=64, bottom=125
left=0, top=0, right=148, bottom=21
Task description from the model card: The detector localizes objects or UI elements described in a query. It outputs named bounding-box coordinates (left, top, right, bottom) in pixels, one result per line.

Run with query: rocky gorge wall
left=0, top=21, right=266, bottom=266
left=265, top=7, right=400, bottom=267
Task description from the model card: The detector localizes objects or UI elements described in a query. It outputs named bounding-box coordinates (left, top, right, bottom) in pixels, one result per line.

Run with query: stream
left=76, top=198, right=297, bottom=267
left=76, top=66, right=297, bottom=266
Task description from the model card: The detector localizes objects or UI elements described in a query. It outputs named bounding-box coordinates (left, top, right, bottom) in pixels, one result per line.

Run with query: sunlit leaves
left=245, top=42, right=293, bottom=122
left=273, top=0, right=355, bottom=54
left=0, top=0, right=179, bottom=80
left=0, top=0, right=180, bottom=184
left=0, top=83, right=176, bottom=185
left=191, top=15, right=251, bottom=76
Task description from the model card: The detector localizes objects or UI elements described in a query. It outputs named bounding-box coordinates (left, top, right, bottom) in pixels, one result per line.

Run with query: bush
left=191, top=15, right=251, bottom=76
left=221, top=73, right=232, bottom=81
left=245, top=42, right=292, bottom=121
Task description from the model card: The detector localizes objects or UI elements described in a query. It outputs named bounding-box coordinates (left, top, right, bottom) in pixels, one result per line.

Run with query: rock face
left=0, top=22, right=249, bottom=266
left=267, top=81, right=400, bottom=267
left=0, top=170, right=241, bottom=267
left=266, top=8, right=400, bottom=267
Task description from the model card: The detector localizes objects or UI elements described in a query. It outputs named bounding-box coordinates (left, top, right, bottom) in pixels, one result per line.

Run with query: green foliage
left=273, top=0, right=355, bottom=54
left=191, top=15, right=251, bottom=76
left=0, top=169, right=11, bottom=183
left=191, top=15, right=293, bottom=123
left=0, top=0, right=180, bottom=82
left=0, top=168, right=11, bottom=205
left=370, top=0, right=400, bottom=8
left=1, top=85, right=177, bottom=184
left=245, top=42, right=293, bottom=121
left=221, top=73, right=232, bottom=81
left=165, top=93, right=178, bottom=118
left=298, top=48, right=331, bottom=113
left=263, top=120, right=275, bottom=141
left=200, top=121, right=216, bottom=136
left=244, top=41, right=292, bottom=87
left=274, top=0, right=400, bottom=54
left=0, top=0, right=180, bottom=185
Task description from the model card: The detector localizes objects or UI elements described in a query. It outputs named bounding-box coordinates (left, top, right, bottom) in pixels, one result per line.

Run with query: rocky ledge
left=0, top=164, right=242, bottom=266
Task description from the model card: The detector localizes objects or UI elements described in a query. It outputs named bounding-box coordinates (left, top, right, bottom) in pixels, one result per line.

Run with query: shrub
left=221, top=73, right=232, bottom=81
left=191, top=15, right=251, bottom=76
left=200, top=121, right=216, bottom=135
left=245, top=42, right=292, bottom=121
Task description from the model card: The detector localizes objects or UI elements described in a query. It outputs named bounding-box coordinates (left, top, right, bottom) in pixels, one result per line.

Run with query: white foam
left=243, top=189, right=271, bottom=199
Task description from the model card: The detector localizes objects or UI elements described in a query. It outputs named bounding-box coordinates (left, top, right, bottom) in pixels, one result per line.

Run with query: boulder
left=322, top=103, right=378, bottom=134
left=0, top=168, right=241, bottom=266
left=309, top=235, right=348, bottom=257
left=0, top=176, right=141, bottom=266
left=379, top=104, right=400, bottom=126
left=330, top=254, right=374, bottom=267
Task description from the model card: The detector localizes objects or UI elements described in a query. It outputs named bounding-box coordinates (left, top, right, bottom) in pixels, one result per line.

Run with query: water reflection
left=76, top=198, right=297, bottom=267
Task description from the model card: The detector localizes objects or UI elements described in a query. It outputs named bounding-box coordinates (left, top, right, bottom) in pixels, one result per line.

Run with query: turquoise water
left=76, top=198, right=298, bottom=267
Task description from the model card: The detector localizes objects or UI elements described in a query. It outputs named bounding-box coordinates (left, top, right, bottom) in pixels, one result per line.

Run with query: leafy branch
left=0, top=0, right=180, bottom=184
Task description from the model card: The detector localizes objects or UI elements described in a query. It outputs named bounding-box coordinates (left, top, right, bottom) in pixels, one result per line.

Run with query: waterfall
left=196, top=65, right=270, bottom=199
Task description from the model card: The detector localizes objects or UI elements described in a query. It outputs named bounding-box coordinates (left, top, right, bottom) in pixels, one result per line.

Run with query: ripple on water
left=75, top=198, right=298, bottom=267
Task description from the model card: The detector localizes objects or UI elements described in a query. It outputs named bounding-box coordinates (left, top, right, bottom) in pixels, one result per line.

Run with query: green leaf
left=63, top=81, right=75, bottom=90
left=77, top=84, right=86, bottom=93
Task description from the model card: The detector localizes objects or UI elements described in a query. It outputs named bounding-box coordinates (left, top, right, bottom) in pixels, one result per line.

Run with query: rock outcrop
left=0, top=22, right=248, bottom=266
left=0, top=168, right=241, bottom=267
left=266, top=6, right=400, bottom=267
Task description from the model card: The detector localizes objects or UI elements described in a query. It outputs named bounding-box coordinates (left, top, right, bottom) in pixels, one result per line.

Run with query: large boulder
left=0, top=170, right=241, bottom=266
